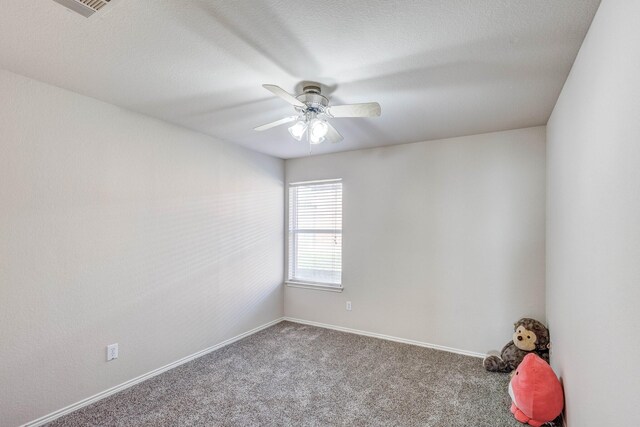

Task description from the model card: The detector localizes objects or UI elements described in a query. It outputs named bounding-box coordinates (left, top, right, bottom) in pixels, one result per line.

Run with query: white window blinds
left=288, top=179, right=342, bottom=287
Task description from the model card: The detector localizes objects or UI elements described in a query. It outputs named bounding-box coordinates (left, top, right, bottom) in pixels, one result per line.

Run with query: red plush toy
left=508, top=353, right=564, bottom=427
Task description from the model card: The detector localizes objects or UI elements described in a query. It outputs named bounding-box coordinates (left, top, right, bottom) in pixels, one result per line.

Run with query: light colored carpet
left=48, top=321, right=526, bottom=426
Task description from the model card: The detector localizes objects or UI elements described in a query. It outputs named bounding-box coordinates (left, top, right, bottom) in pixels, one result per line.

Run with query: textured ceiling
left=0, top=0, right=600, bottom=159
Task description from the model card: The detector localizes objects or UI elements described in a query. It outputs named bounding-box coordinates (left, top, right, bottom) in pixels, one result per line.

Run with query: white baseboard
left=283, top=317, right=487, bottom=359
left=23, top=317, right=285, bottom=427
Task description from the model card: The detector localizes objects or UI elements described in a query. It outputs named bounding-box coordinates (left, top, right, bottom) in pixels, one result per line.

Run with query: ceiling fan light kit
left=254, top=83, right=381, bottom=147
left=287, top=114, right=329, bottom=144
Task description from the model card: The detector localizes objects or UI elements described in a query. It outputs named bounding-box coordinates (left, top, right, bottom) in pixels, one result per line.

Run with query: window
left=287, top=179, right=342, bottom=290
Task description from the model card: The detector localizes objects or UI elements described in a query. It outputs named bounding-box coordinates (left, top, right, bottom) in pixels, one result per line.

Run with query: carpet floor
left=49, top=321, right=526, bottom=426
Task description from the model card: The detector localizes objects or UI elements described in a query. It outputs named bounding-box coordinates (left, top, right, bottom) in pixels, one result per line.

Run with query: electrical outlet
left=346, top=301, right=352, bottom=311
left=107, top=343, right=118, bottom=361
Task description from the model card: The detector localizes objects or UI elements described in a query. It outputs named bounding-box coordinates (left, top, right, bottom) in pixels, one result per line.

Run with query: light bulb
left=309, top=119, right=329, bottom=144
left=288, top=120, right=307, bottom=141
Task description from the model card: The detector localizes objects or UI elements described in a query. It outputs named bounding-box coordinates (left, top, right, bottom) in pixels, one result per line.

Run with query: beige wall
left=0, top=69, right=284, bottom=426
left=285, top=127, right=546, bottom=355
left=546, top=1, right=640, bottom=425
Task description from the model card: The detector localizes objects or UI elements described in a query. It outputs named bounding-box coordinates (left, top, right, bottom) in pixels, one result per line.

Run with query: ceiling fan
left=254, top=84, right=381, bottom=144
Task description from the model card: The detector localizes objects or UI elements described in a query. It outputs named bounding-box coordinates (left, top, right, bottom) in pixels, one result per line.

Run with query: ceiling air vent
left=53, top=0, right=112, bottom=18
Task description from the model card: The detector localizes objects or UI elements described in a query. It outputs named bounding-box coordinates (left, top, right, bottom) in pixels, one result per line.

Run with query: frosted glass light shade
left=309, top=119, right=328, bottom=144
left=288, top=120, right=307, bottom=141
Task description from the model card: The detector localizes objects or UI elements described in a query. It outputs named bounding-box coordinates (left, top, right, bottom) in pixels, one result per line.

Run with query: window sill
left=285, top=281, right=344, bottom=293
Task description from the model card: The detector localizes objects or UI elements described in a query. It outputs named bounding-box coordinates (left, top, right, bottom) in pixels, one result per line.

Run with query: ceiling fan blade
left=326, top=102, right=381, bottom=118
left=254, top=115, right=298, bottom=131
left=325, top=122, right=344, bottom=144
left=262, top=84, right=306, bottom=108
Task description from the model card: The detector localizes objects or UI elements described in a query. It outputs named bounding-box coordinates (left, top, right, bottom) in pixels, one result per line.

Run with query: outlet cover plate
left=107, top=343, right=118, bottom=361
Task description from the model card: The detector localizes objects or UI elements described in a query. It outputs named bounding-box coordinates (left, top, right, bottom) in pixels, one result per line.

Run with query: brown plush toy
left=483, top=318, right=550, bottom=373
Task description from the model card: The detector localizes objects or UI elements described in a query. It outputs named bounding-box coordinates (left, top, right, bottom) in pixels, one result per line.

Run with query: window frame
left=285, top=178, right=343, bottom=292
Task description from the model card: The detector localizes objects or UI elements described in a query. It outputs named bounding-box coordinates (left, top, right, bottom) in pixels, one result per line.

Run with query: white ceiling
left=0, top=0, right=600, bottom=159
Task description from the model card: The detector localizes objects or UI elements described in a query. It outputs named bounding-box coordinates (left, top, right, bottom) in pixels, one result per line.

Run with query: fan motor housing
left=296, top=85, right=329, bottom=112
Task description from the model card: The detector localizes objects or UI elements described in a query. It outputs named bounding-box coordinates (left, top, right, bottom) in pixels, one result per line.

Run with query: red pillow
left=508, top=353, right=564, bottom=426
